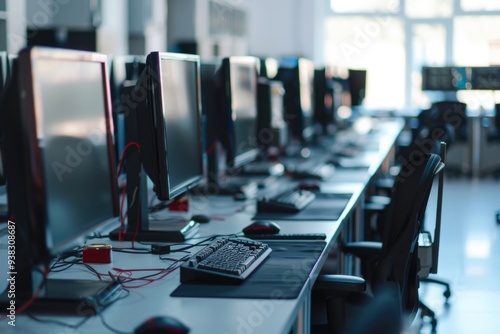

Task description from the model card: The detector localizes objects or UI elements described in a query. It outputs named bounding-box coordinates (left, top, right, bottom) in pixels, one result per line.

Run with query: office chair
left=425, top=101, right=467, bottom=176
left=312, top=152, right=444, bottom=334
left=481, top=104, right=500, bottom=177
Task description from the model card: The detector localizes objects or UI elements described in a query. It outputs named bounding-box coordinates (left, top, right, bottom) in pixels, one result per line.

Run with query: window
left=330, top=0, right=400, bottom=14
left=405, top=0, right=452, bottom=18
left=325, top=1, right=500, bottom=109
left=325, top=17, right=405, bottom=109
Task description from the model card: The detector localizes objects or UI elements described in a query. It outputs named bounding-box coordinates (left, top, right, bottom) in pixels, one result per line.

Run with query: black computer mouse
left=243, top=220, right=281, bottom=235
left=134, top=316, right=190, bottom=334
left=191, top=214, right=210, bottom=224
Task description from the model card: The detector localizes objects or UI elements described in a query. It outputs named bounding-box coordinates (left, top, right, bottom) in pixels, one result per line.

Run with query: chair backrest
left=429, top=101, right=467, bottom=141
left=371, top=152, right=443, bottom=317
left=494, top=104, right=500, bottom=130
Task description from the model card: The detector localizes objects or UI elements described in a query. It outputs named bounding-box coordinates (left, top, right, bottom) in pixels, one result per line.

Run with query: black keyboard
left=257, top=188, right=316, bottom=213
left=246, top=233, right=327, bottom=240
left=180, top=238, right=272, bottom=284
left=290, top=162, right=335, bottom=180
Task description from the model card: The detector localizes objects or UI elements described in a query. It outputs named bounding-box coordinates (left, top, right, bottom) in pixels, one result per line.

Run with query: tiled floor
left=413, top=178, right=500, bottom=334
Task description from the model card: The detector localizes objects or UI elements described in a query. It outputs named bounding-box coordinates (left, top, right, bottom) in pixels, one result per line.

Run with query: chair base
left=419, top=299, right=438, bottom=333
left=421, top=276, right=451, bottom=301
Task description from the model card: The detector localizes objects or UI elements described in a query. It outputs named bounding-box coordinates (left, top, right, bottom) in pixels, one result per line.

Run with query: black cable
left=27, top=314, right=91, bottom=329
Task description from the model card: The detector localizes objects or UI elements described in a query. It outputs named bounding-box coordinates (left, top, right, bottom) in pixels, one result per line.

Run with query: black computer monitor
left=276, top=58, right=316, bottom=144
left=109, top=52, right=203, bottom=242
left=348, top=69, right=367, bottom=107
left=0, top=52, right=7, bottom=99
left=0, top=46, right=119, bottom=312
left=217, top=56, right=260, bottom=168
left=0, top=52, right=8, bottom=187
left=421, top=66, right=468, bottom=91
left=257, top=78, right=288, bottom=150
left=314, top=67, right=338, bottom=133
left=138, top=51, right=204, bottom=200
left=470, top=66, right=500, bottom=90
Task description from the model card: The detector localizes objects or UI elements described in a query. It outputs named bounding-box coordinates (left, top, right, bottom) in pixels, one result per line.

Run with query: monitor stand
left=109, top=84, right=198, bottom=242
left=108, top=153, right=199, bottom=243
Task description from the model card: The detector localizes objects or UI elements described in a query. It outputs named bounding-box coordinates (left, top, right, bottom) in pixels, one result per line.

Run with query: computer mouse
left=191, top=214, right=210, bottom=224
left=134, top=316, right=190, bottom=334
left=243, top=220, right=281, bottom=235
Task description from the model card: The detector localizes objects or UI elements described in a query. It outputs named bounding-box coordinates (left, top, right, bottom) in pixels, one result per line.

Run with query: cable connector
left=151, top=244, right=171, bottom=254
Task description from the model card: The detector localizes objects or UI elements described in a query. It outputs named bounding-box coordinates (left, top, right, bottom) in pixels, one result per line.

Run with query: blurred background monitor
left=216, top=56, right=260, bottom=168
left=470, top=66, right=500, bottom=90
left=348, top=69, right=367, bottom=107
left=257, top=77, right=288, bottom=150
left=421, top=66, right=468, bottom=91
left=276, top=57, right=316, bottom=144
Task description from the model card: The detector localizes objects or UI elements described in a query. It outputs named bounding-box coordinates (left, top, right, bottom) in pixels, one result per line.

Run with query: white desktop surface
left=0, top=119, right=404, bottom=333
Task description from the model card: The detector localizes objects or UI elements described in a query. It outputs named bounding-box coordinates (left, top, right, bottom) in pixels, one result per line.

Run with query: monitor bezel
left=146, top=51, right=204, bottom=200
left=15, top=46, right=119, bottom=259
left=221, top=56, right=261, bottom=168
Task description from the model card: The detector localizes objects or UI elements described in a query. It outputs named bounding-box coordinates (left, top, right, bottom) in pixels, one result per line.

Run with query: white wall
left=246, top=0, right=326, bottom=63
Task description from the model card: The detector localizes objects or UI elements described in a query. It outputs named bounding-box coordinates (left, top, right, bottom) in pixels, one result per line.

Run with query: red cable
left=15, top=265, right=50, bottom=314
left=116, top=142, right=140, bottom=241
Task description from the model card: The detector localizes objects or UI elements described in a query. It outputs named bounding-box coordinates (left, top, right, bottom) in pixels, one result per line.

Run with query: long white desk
left=0, top=118, right=404, bottom=334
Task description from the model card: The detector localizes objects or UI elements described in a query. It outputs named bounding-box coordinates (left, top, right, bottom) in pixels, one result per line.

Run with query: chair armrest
left=343, top=241, right=382, bottom=260
left=314, top=274, right=366, bottom=294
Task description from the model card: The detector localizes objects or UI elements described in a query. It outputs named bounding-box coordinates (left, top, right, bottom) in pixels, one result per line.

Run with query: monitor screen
left=2, top=47, right=118, bottom=261
left=470, top=67, right=500, bottom=90
left=277, top=58, right=316, bottom=143
left=421, top=66, right=468, bottom=91
left=218, top=57, right=260, bottom=168
left=138, top=52, right=204, bottom=200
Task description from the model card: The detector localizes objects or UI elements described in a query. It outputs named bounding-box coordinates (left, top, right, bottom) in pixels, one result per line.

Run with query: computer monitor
left=257, top=78, right=288, bottom=150
left=0, top=52, right=7, bottom=99
left=314, top=67, right=338, bottom=133
left=259, top=57, right=279, bottom=79
left=0, top=46, right=119, bottom=312
left=138, top=52, right=204, bottom=200
left=0, top=52, right=8, bottom=187
left=470, top=66, right=500, bottom=90
left=109, top=55, right=147, bottom=170
left=421, top=66, right=468, bottom=91
left=109, top=51, right=203, bottom=242
left=217, top=56, right=260, bottom=168
left=276, top=58, right=316, bottom=144
left=348, top=69, right=367, bottom=107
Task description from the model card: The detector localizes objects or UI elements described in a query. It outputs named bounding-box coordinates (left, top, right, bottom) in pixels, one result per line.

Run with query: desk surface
left=0, top=118, right=404, bottom=334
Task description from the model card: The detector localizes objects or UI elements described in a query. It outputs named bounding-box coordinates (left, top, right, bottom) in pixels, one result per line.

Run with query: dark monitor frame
left=0, top=46, right=119, bottom=313
left=276, top=58, right=316, bottom=144
left=139, top=51, right=204, bottom=201
left=109, top=51, right=203, bottom=242
left=348, top=69, right=367, bottom=107
left=217, top=56, right=261, bottom=169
